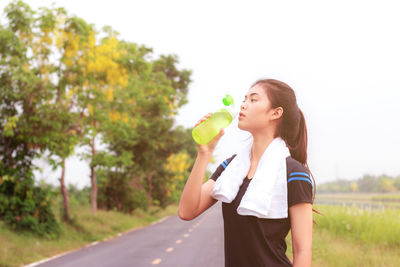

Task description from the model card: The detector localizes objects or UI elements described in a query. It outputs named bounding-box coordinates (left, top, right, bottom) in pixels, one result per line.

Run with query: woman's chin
left=238, top=122, right=247, bottom=131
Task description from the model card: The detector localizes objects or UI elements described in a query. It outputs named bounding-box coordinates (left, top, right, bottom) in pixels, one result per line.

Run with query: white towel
left=210, top=136, right=291, bottom=219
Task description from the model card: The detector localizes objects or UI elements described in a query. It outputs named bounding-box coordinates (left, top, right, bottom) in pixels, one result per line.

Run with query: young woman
left=178, top=79, right=315, bottom=267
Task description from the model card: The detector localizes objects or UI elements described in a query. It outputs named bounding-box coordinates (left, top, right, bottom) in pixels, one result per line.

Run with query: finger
left=219, top=128, right=225, bottom=136
left=215, top=128, right=224, bottom=140
left=195, top=113, right=213, bottom=127
left=195, top=117, right=207, bottom=127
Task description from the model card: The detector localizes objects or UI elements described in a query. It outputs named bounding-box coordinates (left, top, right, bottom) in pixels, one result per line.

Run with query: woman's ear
left=271, top=107, right=283, bottom=120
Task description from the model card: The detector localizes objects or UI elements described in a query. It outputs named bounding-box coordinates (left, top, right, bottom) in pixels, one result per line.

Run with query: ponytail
left=287, top=108, right=317, bottom=205
left=288, top=108, right=307, bottom=165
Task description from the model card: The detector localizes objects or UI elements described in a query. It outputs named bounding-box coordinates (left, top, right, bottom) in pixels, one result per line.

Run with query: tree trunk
left=146, top=171, right=156, bottom=206
left=130, top=173, right=144, bottom=190
left=59, top=157, right=71, bottom=221
left=90, top=135, right=98, bottom=215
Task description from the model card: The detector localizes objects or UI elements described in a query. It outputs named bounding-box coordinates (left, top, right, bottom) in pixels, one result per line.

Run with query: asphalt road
left=32, top=202, right=225, bottom=267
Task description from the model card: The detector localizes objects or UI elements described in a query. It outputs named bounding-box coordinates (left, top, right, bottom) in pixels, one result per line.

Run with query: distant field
left=315, top=193, right=400, bottom=209
left=316, top=192, right=400, bottom=200
left=371, top=194, right=400, bottom=202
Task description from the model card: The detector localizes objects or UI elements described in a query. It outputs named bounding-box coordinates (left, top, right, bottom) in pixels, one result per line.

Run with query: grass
left=0, top=203, right=179, bottom=267
left=286, top=204, right=400, bottom=267
left=314, top=204, right=400, bottom=246
left=286, top=229, right=400, bottom=267
left=311, top=228, right=399, bottom=267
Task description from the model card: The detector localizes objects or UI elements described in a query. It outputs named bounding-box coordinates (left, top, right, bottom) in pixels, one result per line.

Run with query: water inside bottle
left=192, top=109, right=232, bottom=144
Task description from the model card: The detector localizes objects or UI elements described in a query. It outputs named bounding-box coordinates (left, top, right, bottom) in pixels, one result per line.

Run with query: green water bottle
left=192, top=94, right=237, bottom=145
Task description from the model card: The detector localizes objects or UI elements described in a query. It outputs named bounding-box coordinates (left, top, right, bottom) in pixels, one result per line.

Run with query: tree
left=394, top=176, right=400, bottom=191
left=0, top=0, right=61, bottom=232
left=1, top=1, right=97, bottom=221
left=358, top=174, right=379, bottom=192
left=163, top=151, right=191, bottom=203
left=378, top=175, right=397, bottom=192
left=350, top=181, right=359, bottom=192
left=2, top=0, right=197, bottom=219
left=98, top=51, right=194, bottom=209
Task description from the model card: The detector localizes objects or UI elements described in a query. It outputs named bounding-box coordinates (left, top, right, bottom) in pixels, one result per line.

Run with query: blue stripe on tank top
left=288, top=177, right=313, bottom=188
left=289, top=172, right=310, bottom=178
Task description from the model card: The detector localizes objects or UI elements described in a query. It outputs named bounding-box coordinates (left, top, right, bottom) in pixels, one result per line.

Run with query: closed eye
left=242, top=99, right=256, bottom=103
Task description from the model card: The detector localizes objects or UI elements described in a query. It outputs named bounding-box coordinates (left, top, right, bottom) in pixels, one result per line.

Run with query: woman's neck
left=250, top=130, right=276, bottom=162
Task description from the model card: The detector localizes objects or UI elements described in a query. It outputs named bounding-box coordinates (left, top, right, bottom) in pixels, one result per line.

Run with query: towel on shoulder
left=210, top=136, right=291, bottom=219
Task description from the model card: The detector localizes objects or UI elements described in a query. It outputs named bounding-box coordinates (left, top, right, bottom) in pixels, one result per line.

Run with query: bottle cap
left=222, top=94, right=234, bottom=106
left=222, top=94, right=238, bottom=120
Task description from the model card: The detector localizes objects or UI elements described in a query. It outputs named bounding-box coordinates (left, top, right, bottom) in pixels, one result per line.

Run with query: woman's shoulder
left=286, top=156, right=314, bottom=206
left=286, top=156, right=310, bottom=174
left=286, top=156, right=314, bottom=189
left=209, top=154, right=237, bottom=181
left=226, top=154, right=237, bottom=164
left=217, top=153, right=237, bottom=171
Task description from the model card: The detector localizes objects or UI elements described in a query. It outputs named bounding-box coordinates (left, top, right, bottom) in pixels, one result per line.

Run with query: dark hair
left=251, top=79, right=319, bottom=215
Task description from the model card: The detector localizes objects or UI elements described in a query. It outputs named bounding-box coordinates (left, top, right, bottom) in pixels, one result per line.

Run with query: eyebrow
left=244, top=93, right=260, bottom=98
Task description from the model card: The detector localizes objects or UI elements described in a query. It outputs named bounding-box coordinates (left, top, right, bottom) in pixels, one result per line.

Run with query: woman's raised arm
left=178, top=151, right=218, bottom=220
left=178, top=113, right=224, bottom=220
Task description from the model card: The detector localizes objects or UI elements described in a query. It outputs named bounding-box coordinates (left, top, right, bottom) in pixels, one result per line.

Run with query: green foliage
left=0, top=176, right=60, bottom=238
left=97, top=169, right=148, bottom=213
left=68, top=184, right=90, bottom=207
left=1, top=0, right=197, bottom=236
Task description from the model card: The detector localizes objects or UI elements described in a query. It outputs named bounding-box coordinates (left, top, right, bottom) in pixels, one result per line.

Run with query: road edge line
left=23, top=214, right=174, bottom=267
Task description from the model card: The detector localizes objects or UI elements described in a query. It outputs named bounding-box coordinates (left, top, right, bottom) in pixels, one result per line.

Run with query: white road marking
left=152, top=258, right=162, bottom=264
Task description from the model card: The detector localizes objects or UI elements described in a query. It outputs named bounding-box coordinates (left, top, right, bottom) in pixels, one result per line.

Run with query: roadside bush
left=0, top=176, right=60, bottom=238
left=97, top=170, right=148, bottom=213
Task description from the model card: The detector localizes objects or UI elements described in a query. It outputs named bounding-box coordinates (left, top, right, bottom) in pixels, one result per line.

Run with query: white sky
left=1, top=0, right=399, bottom=189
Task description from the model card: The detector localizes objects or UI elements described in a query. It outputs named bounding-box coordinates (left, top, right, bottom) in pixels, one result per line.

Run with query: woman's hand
left=194, top=113, right=225, bottom=155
